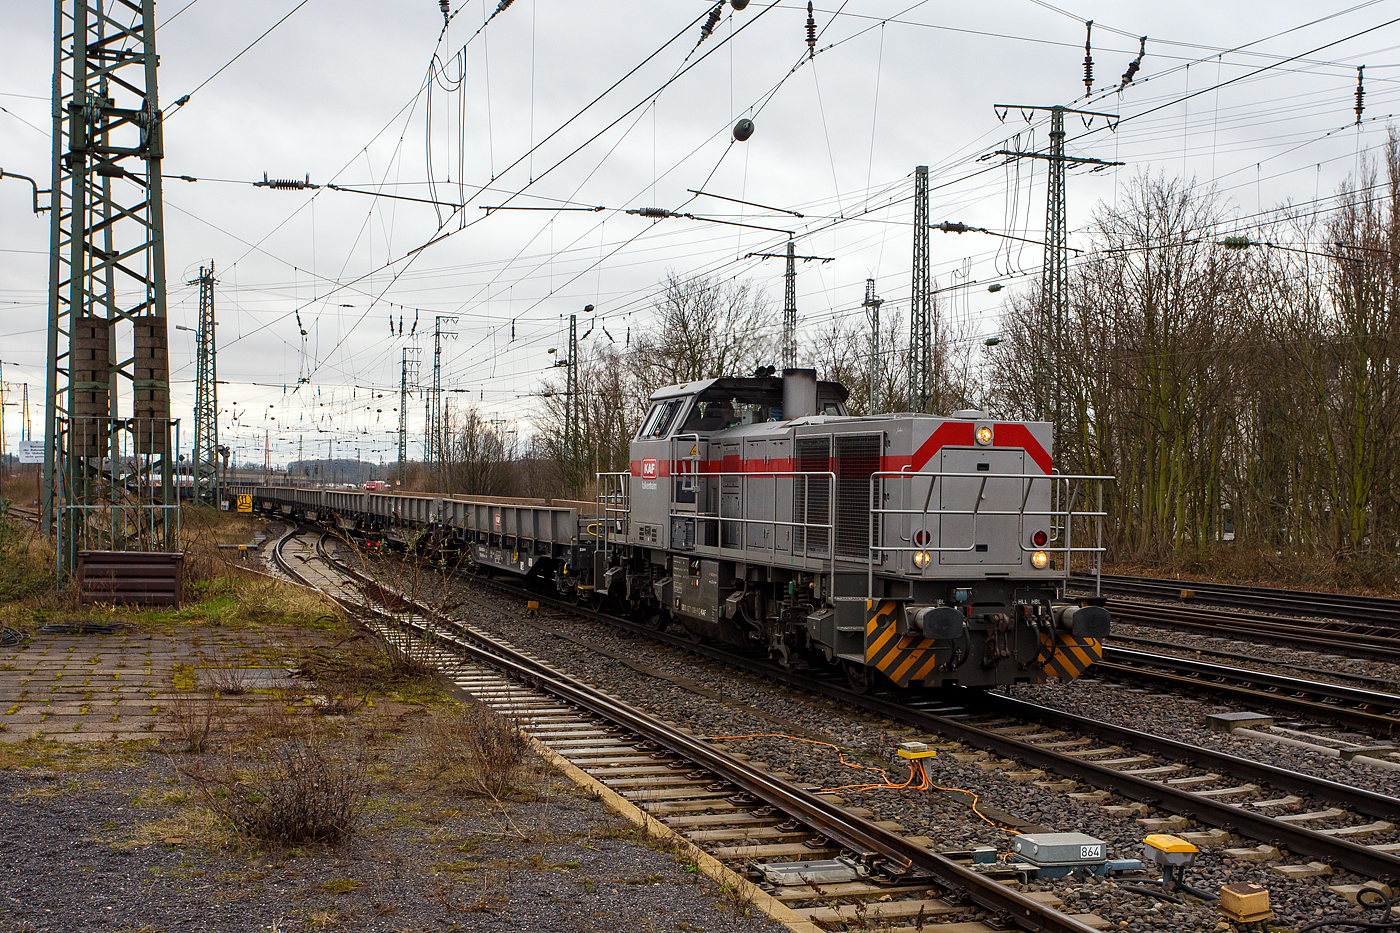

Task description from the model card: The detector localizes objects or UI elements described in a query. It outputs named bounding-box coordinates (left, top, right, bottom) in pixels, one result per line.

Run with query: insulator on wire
left=633, top=207, right=672, bottom=219
left=1121, top=36, right=1146, bottom=87
left=1082, top=21, right=1094, bottom=96
left=1356, top=65, right=1366, bottom=125
left=494, top=0, right=514, bottom=12
left=1221, top=236, right=1254, bottom=250
left=806, top=2, right=816, bottom=59
left=439, top=0, right=449, bottom=21
left=256, top=171, right=316, bottom=190
left=700, top=2, right=722, bottom=44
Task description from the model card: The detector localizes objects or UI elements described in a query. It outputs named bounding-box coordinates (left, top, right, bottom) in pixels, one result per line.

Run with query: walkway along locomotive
left=231, top=368, right=1112, bottom=691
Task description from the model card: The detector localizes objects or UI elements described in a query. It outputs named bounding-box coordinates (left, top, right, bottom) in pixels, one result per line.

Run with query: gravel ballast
left=404, top=564, right=1400, bottom=933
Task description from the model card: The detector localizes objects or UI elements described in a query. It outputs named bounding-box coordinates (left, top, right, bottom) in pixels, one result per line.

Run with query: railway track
left=1096, top=647, right=1400, bottom=735
left=301, top=533, right=1400, bottom=891
left=1074, top=572, right=1400, bottom=629
left=5, top=505, right=40, bottom=526
left=1102, top=599, right=1400, bottom=663
left=273, top=530, right=1109, bottom=933
left=1107, top=632, right=1400, bottom=691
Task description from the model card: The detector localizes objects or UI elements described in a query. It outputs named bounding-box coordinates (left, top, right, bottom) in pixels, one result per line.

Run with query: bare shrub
left=167, top=691, right=222, bottom=753
left=189, top=736, right=369, bottom=846
left=418, top=703, right=529, bottom=798
left=201, top=665, right=251, bottom=696
left=167, top=662, right=226, bottom=753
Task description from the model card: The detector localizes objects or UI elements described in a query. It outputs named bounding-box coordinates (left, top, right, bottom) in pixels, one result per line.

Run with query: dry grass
left=413, top=703, right=529, bottom=798
left=0, top=735, right=149, bottom=772
left=0, top=506, right=55, bottom=605
left=296, top=628, right=452, bottom=708
left=119, top=801, right=236, bottom=851
left=178, top=506, right=263, bottom=599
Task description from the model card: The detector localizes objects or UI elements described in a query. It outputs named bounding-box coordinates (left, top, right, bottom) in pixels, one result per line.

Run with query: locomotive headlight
left=1031, top=550, right=1049, bottom=569
left=913, top=550, right=932, bottom=568
left=975, top=426, right=993, bottom=445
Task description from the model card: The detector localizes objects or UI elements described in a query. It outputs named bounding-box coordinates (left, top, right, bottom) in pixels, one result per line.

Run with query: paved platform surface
left=0, top=630, right=295, bottom=743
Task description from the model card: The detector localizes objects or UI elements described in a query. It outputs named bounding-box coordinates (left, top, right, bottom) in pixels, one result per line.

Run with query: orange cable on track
left=707, top=732, right=1019, bottom=833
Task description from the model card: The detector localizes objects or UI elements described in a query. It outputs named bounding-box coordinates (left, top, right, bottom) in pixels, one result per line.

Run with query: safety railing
left=867, top=468, right=1112, bottom=599
left=663, top=468, right=839, bottom=572
left=596, top=471, right=630, bottom=567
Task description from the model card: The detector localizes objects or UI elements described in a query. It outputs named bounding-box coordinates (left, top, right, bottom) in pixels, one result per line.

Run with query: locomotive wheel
left=843, top=660, right=872, bottom=695
left=639, top=610, right=667, bottom=631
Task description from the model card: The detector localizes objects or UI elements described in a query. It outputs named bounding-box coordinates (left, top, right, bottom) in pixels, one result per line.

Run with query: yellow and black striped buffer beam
left=864, top=600, right=942, bottom=688
left=1041, top=633, right=1102, bottom=681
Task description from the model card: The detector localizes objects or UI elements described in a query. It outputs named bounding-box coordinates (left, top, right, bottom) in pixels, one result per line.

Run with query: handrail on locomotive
left=868, top=467, right=1110, bottom=599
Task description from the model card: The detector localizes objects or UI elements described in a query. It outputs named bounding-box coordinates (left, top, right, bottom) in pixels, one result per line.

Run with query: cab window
left=637, top=403, right=665, bottom=439
left=641, top=399, right=686, bottom=439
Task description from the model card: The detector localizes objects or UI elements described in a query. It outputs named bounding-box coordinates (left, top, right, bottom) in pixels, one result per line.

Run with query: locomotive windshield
left=637, top=398, right=687, bottom=439
left=639, top=375, right=851, bottom=439
left=682, top=393, right=772, bottom=431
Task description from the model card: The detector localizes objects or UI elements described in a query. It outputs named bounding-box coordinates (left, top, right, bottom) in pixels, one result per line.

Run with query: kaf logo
left=641, top=458, right=658, bottom=479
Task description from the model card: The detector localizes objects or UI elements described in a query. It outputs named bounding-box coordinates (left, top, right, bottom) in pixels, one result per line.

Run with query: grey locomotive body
left=598, top=368, right=1109, bottom=690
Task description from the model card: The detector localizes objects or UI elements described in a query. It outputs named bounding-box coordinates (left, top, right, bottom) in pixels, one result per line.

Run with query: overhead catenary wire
left=60, top=0, right=1400, bottom=448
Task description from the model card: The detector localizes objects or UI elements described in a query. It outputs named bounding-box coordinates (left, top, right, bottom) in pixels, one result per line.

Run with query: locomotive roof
left=647, top=375, right=850, bottom=402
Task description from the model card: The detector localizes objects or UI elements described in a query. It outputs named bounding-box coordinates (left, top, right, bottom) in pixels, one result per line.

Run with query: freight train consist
left=231, top=368, right=1112, bottom=690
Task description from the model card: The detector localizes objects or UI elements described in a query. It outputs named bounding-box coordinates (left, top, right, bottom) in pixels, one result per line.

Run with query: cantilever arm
left=0, top=169, right=51, bottom=213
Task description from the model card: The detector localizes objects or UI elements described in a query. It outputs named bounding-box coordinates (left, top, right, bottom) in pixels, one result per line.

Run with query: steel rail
left=1108, top=633, right=1399, bottom=689
left=292, top=530, right=1101, bottom=933
left=1100, top=647, right=1400, bottom=732
left=856, top=686, right=1400, bottom=882
left=1073, top=572, right=1400, bottom=627
left=1106, top=601, right=1400, bottom=662
left=973, top=693, right=1400, bottom=821
left=445, top=570, right=1400, bottom=882
left=284, top=526, right=1400, bottom=883
left=413, top=565, right=1400, bottom=883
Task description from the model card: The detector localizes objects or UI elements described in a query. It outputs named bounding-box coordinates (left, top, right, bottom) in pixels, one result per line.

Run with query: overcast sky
left=2, top=0, right=1397, bottom=467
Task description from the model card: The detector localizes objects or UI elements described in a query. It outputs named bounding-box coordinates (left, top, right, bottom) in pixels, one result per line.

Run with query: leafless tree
left=632, top=272, right=779, bottom=387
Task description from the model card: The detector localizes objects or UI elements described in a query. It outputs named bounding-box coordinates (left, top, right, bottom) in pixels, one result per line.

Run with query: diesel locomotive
left=232, top=367, right=1112, bottom=691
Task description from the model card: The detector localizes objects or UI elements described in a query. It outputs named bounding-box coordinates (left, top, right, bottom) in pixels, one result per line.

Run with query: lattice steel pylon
left=397, top=345, right=419, bottom=487
left=44, top=0, right=177, bottom=572
left=745, top=240, right=833, bottom=371
left=565, top=313, right=578, bottom=449
left=862, top=278, right=882, bottom=415
left=192, top=263, right=216, bottom=505
left=781, top=240, right=797, bottom=369
left=908, top=166, right=931, bottom=413
left=425, top=316, right=457, bottom=488
left=993, top=104, right=1122, bottom=428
